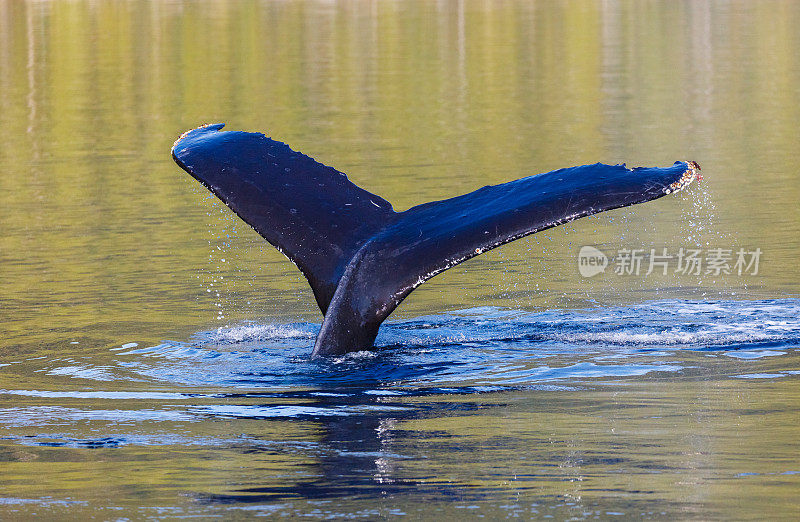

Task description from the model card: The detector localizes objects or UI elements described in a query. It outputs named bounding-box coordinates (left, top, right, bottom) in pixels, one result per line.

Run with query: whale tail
left=172, top=124, right=701, bottom=357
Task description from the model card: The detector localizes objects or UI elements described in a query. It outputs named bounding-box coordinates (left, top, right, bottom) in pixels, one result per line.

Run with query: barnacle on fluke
left=664, top=161, right=702, bottom=194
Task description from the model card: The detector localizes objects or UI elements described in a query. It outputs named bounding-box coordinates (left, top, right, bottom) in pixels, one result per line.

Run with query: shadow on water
left=193, top=390, right=492, bottom=505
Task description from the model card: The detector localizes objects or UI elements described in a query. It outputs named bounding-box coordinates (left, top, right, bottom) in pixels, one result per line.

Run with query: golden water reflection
left=0, top=1, right=799, bottom=518
left=2, top=1, right=798, bottom=350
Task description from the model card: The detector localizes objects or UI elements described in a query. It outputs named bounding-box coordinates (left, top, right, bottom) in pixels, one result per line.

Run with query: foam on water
left=209, top=323, right=316, bottom=343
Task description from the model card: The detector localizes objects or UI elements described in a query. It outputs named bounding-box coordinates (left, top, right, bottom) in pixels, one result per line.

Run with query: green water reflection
left=1, top=0, right=799, bottom=518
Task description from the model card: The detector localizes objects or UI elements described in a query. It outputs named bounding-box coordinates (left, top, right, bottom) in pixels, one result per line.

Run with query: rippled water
left=3, top=300, right=800, bottom=518
left=43, top=298, right=800, bottom=388
left=2, top=0, right=800, bottom=519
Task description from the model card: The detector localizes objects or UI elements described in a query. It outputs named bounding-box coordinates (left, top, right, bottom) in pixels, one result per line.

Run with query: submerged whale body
left=172, top=124, right=700, bottom=357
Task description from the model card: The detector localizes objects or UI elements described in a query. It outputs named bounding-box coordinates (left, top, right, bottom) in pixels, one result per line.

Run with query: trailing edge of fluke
left=172, top=123, right=701, bottom=357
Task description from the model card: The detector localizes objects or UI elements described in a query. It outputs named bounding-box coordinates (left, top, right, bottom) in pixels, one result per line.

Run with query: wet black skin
left=172, top=124, right=699, bottom=357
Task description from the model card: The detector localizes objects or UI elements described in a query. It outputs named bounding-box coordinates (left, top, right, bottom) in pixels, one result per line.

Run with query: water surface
left=1, top=1, right=799, bottom=519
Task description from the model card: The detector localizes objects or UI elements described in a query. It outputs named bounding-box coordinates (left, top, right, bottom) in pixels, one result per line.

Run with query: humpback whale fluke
left=172, top=124, right=701, bottom=357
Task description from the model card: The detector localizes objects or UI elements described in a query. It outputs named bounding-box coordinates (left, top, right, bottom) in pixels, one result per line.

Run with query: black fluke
left=172, top=124, right=701, bottom=357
